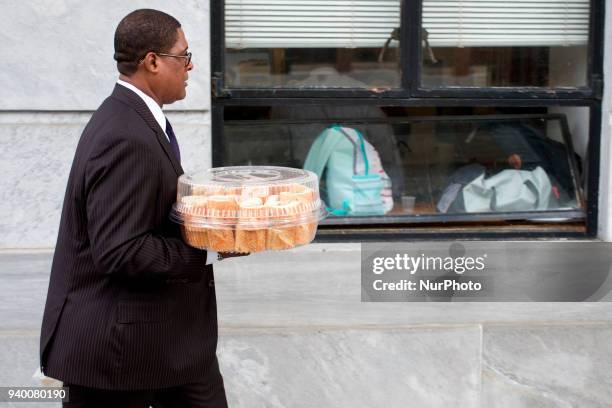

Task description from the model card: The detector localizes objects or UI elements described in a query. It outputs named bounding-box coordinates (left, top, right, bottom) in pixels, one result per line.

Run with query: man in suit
left=40, top=9, right=234, bottom=407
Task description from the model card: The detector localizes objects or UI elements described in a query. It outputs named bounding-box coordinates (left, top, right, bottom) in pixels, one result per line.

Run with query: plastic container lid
left=170, top=166, right=326, bottom=229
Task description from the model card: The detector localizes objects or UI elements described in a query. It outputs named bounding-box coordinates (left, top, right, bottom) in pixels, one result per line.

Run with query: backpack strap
left=337, top=127, right=370, bottom=176
left=303, top=125, right=346, bottom=179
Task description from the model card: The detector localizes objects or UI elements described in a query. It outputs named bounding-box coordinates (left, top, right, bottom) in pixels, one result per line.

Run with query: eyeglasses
left=157, top=51, right=192, bottom=67
left=140, top=51, right=192, bottom=67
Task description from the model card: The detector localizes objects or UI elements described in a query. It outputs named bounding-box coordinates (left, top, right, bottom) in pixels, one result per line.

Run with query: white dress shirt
left=116, top=79, right=218, bottom=264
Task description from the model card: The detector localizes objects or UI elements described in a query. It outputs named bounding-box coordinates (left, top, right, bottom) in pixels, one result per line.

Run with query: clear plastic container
left=170, top=166, right=326, bottom=253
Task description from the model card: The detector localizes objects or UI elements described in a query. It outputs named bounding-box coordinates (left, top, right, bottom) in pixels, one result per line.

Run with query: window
left=212, top=0, right=603, bottom=238
left=225, top=0, right=401, bottom=88
left=421, top=0, right=590, bottom=88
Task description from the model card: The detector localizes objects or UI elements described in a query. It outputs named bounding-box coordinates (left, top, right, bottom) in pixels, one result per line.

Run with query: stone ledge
left=2, top=252, right=612, bottom=331
left=4, top=325, right=612, bottom=407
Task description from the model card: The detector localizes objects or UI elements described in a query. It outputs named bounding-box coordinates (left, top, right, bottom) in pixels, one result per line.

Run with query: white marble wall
left=0, top=111, right=211, bottom=248
left=215, top=247, right=612, bottom=407
left=0, top=1, right=212, bottom=248
left=0, top=0, right=210, bottom=111
left=4, top=324, right=612, bottom=408
left=2, top=248, right=612, bottom=407
left=482, top=325, right=612, bottom=408
left=221, top=327, right=483, bottom=408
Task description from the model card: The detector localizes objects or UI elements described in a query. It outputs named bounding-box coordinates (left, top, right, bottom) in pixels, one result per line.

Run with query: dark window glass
left=421, top=1, right=589, bottom=88
left=225, top=1, right=401, bottom=89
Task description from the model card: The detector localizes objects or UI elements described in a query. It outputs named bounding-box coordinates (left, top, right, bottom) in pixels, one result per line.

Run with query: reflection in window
left=421, top=0, right=590, bottom=88
left=224, top=1, right=590, bottom=89
left=225, top=0, right=401, bottom=88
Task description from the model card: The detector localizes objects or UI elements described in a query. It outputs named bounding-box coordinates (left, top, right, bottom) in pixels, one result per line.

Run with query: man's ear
left=141, top=52, right=160, bottom=73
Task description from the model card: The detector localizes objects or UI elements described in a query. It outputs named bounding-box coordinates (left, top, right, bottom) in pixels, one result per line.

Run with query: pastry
left=241, top=186, right=270, bottom=202
left=266, top=225, right=295, bottom=250
left=264, top=194, right=279, bottom=207
left=195, top=185, right=240, bottom=196
left=178, top=195, right=209, bottom=249
left=180, top=195, right=208, bottom=216
left=206, top=195, right=238, bottom=251
left=279, top=185, right=316, bottom=213
left=189, top=185, right=209, bottom=196
left=293, top=214, right=318, bottom=246
left=206, top=195, right=238, bottom=216
left=223, top=186, right=243, bottom=196
left=265, top=201, right=301, bottom=250
left=207, top=227, right=235, bottom=252
left=179, top=181, right=319, bottom=252
left=235, top=197, right=267, bottom=253
left=182, top=224, right=210, bottom=249
left=180, top=195, right=208, bottom=206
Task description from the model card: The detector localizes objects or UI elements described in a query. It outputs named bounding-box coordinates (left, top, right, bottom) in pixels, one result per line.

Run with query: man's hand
left=218, top=252, right=250, bottom=261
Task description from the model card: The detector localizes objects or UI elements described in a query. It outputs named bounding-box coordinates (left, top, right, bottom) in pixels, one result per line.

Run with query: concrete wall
left=0, top=1, right=211, bottom=248
left=0, top=0, right=210, bottom=110
left=3, top=246, right=612, bottom=407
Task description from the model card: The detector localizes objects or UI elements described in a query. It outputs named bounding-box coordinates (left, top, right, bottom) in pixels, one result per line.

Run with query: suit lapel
left=110, top=84, right=183, bottom=176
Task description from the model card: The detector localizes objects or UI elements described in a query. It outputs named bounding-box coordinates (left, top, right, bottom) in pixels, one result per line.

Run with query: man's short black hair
left=114, top=9, right=181, bottom=76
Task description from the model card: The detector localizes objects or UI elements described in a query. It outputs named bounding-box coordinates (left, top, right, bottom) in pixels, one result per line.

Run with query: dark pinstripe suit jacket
left=40, top=84, right=217, bottom=390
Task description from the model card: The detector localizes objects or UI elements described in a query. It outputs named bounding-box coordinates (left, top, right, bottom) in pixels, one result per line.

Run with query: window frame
left=210, top=0, right=605, bottom=239
left=213, top=0, right=605, bottom=98
left=410, top=0, right=605, bottom=98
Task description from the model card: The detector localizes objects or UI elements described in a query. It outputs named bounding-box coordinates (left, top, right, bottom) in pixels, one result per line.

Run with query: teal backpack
left=304, top=125, right=392, bottom=216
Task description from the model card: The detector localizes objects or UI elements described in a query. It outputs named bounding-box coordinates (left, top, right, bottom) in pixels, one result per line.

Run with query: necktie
left=165, top=118, right=181, bottom=164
